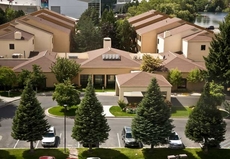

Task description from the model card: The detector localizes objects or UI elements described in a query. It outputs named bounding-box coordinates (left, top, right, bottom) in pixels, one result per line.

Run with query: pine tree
left=185, top=82, right=226, bottom=152
left=72, top=77, right=110, bottom=150
left=132, top=78, right=174, bottom=149
left=11, top=80, right=50, bottom=152
left=204, top=13, right=230, bottom=91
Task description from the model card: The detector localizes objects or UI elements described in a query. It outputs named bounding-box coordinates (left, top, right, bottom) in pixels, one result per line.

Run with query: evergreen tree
left=185, top=82, right=226, bottom=152
left=11, top=80, right=50, bottom=152
left=72, top=77, right=110, bottom=150
left=204, top=13, right=230, bottom=91
left=132, top=78, right=174, bottom=149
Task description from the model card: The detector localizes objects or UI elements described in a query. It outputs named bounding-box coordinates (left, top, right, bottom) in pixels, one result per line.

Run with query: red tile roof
left=13, top=51, right=57, bottom=72
left=158, top=24, right=202, bottom=38
left=0, top=27, right=34, bottom=40
left=136, top=18, right=184, bottom=35
left=80, top=48, right=141, bottom=69
left=128, top=10, right=158, bottom=24
left=160, top=51, right=206, bottom=72
left=116, top=71, right=172, bottom=87
left=183, top=30, right=214, bottom=41
left=0, top=59, right=28, bottom=68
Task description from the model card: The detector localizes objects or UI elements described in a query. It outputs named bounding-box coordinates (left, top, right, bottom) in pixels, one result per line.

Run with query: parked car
left=39, top=156, right=55, bottom=159
left=168, top=131, right=184, bottom=149
left=41, top=126, right=56, bottom=147
left=121, top=126, right=142, bottom=148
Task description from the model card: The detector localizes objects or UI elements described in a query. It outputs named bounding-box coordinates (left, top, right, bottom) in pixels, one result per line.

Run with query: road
left=0, top=95, right=230, bottom=149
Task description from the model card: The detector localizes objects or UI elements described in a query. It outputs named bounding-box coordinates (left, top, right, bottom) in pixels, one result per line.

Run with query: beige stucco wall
left=23, top=19, right=71, bottom=52
left=44, top=73, right=58, bottom=88
left=186, top=41, right=210, bottom=62
left=140, top=22, right=183, bottom=53
left=15, top=22, right=53, bottom=52
left=0, top=38, right=34, bottom=58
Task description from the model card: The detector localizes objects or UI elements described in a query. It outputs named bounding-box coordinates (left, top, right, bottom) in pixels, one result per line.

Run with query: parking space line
left=14, top=140, right=19, bottom=148
left=117, top=133, right=121, bottom=148
left=35, top=140, right=40, bottom=148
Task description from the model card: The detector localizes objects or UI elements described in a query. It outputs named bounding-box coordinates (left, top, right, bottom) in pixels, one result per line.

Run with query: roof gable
left=116, top=72, right=172, bottom=87
left=13, top=51, right=57, bottom=72
left=161, top=51, right=206, bottom=72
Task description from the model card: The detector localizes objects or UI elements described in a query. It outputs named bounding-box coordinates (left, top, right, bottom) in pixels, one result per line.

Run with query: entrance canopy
left=115, top=71, right=172, bottom=101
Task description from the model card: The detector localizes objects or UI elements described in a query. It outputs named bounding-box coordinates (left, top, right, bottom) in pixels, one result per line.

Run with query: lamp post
left=63, top=104, right=67, bottom=153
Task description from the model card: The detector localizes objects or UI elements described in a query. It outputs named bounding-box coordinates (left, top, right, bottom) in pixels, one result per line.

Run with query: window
left=9, top=44, right=14, bottom=50
left=201, top=45, right=206, bottom=50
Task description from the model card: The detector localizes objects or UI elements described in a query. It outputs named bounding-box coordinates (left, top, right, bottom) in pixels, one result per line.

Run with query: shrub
left=117, top=100, right=127, bottom=112
left=126, top=107, right=137, bottom=114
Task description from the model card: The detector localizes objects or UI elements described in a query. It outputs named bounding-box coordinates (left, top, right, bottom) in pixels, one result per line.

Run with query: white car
left=41, top=126, right=56, bottom=147
left=168, top=131, right=184, bottom=149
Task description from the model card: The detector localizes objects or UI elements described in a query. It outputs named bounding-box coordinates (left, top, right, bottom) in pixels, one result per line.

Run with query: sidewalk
left=0, top=96, right=21, bottom=108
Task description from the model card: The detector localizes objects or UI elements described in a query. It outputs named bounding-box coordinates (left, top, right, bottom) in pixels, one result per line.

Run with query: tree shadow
left=196, top=148, right=230, bottom=159
left=142, top=148, right=197, bottom=159
left=22, top=149, right=68, bottom=159
left=0, top=149, right=17, bottom=159
left=0, top=103, right=17, bottom=120
left=80, top=148, right=129, bottom=159
left=170, top=106, right=187, bottom=114
left=171, top=97, right=183, bottom=107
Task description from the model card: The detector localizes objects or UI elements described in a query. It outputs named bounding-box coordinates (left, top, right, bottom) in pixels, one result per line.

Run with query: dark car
left=206, top=26, right=215, bottom=30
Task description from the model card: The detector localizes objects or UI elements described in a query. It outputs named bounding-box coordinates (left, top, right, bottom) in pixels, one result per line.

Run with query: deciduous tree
left=185, top=82, right=226, bottom=152
left=52, top=79, right=80, bottom=107
left=0, top=66, right=16, bottom=89
left=50, top=57, right=81, bottom=83
left=11, top=80, right=50, bottom=152
left=72, top=77, right=110, bottom=150
left=167, top=68, right=182, bottom=87
left=141, top=54, right=162, bottom=73
left=187, top=68, right=204, bottom=83
left=132, top=78, right=174, bottom=149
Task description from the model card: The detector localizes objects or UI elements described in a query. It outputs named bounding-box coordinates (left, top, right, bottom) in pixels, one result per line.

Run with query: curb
left=0, top=98, right=21, bottom=109
left=45, top=107, right=115, bottom=119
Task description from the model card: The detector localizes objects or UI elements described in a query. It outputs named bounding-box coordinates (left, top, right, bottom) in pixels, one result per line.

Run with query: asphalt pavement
left=2, top=92, right=230, bottom=149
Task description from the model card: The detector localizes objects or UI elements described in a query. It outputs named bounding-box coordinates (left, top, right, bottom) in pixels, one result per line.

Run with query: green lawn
left=171, top=106, right=193, bottom=117
left=78, top=148, right=230, bottom=159
left=0, top=149, right=68, bottom=159
left=1, top=148, right=230, bottom=159
left=110, top=106, right=193, bottom=117
left=48, top=105, right=78, bottom=116
left=109, top=106, right=136, bottom=117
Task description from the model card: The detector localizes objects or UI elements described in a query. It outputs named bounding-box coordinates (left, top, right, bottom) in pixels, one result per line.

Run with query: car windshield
left=43, top=133, right=55, bottom=137
left=126, top=133, right=133, bottom=138
left=169, top=134, right=179, bottom=140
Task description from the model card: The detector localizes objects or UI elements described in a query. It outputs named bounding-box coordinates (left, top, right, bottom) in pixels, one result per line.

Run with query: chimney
left=103, top=37, right=111, bottom=48
left=163, top=31, right=171, bottom=38
left=14, top=31, right=22, bottom=40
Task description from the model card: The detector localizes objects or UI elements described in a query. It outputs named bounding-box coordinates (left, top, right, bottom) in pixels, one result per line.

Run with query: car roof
left=39, top=156, right=55, bottom=159
left=49, top=126, right=55, bottom=132
left=124, top=126, right=132, bottom=133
